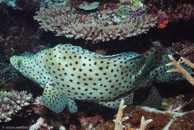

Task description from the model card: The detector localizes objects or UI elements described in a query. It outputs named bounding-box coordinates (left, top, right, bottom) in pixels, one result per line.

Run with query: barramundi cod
left=10, top=44, right=183, bottom=113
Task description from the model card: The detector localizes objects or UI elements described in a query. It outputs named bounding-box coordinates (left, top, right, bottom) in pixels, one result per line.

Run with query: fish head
left=10, top=55, right=47, bottom=87
left=10, top=55, right=27, bottom=74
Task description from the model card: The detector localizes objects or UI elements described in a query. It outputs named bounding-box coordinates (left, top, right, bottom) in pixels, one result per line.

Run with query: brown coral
left=34, top=5, right=157, bottom=43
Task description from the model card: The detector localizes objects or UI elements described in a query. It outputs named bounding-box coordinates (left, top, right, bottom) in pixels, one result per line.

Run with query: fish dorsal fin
left=42, top=83, right=68, bottom=113
left=99, top=52, right=142, bottom=60
left=57, top=43, right=141, bottom=59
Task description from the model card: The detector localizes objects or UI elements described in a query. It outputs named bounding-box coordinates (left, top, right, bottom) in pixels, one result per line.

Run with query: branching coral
left=113, top=99, right=129, bottom=130
left=114, top=99, right=153, bottom=130
left=34, top=5, right=157, bottom=43
left=167, top=55, right=194, bottom=86
left=0, top=91, right=32, bottom=122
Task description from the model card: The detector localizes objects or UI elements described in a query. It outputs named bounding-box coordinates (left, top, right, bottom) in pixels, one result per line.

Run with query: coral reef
left=146, top=0, right=194, bottom=29
left=167, top=41, right=194, bottom=62
left=1, top=0, right=194, bottom=129
left=0, top=0, right=68, bottom=10
left=167, top=55, right=194, bottom=86
left=34, top=5, right=157, bottom=43
left=0, top=91, right=32, bottom=122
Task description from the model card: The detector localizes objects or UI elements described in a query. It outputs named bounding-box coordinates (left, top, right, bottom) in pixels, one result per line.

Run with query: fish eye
left=17, top=60, right=22, bottom=68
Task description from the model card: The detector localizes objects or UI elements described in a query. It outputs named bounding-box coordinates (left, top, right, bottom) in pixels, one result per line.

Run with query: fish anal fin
left=67, top=98, right=77, bottom=113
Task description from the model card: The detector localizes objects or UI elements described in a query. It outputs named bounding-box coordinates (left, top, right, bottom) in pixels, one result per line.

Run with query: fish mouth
left=10, top=56, right=17, bottom=66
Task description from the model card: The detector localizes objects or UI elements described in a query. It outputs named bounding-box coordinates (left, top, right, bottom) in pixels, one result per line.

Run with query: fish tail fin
left=147, top=47, right=184, bottom=82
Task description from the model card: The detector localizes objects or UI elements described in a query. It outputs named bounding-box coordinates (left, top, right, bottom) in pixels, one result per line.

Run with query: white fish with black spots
left=10, top=44, right=154, bottom=113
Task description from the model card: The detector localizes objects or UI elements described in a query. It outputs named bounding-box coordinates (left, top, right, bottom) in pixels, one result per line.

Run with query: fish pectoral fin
left=42, top=83, right=68, bottom=113
left=67, top=98, right=77, bottom=113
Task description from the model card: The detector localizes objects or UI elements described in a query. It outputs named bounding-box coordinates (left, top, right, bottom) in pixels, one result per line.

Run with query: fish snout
left=10, top=56, right=23, bottom=69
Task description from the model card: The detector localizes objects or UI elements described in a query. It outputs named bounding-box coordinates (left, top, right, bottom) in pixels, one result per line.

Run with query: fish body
left=10, top=44, right=183, bottom=113
left=10, top=44, right=152, bottom=113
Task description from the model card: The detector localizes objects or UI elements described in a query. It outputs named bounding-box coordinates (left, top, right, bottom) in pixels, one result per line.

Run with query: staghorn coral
left=113, top=99, right=152, bottom=130
left=0, top=91, right=32, bottom=123
left=34, top=5, right=157, bottom=43
left=167, top=55, right=194, bottom=86
left=113, top=99, right=129, bottom=130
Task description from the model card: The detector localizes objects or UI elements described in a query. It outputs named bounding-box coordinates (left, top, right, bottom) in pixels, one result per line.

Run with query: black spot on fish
left=103, top=72, right=107, bottom=75
left=99, top=67, right=103, bottom=70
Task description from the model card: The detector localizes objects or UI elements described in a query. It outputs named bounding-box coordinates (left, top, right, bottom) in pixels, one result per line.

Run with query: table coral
left=34, top=5, right=157, bottom=43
